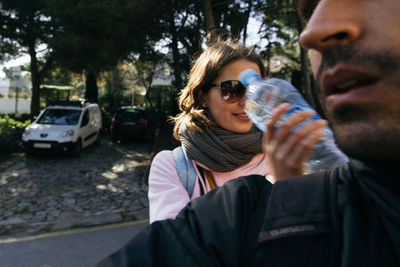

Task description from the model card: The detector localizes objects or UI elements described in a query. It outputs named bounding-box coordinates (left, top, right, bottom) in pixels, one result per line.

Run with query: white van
left=22, top=101, right=102, bottom=156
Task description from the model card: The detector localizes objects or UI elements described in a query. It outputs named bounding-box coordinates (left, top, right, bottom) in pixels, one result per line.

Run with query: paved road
left=0, top=134, right=153, bottom=236
left=0, top=220, right=148, bottom=267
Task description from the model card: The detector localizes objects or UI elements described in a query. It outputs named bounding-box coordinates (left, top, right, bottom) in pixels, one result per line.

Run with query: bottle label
left=285, top=106, right=321, bottom=121
left=276, top=105, right=321, bottom=131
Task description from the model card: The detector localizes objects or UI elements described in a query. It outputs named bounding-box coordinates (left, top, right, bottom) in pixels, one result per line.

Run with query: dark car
left=110, top=106, right=155, bottom=143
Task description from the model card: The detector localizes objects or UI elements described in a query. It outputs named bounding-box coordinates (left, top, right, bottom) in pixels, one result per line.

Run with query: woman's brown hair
left=172, top=41, right=266, bottom=140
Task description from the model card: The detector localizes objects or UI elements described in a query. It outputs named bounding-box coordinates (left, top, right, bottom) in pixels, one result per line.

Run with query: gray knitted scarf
left=178, top=124, right=263, bottom=172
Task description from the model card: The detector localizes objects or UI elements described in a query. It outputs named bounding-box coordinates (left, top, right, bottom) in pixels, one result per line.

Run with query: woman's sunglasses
left=210, top=80, right=246, bottom=103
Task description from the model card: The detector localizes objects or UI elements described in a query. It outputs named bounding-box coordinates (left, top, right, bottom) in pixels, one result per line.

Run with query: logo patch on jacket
left=259, top=222, right=328, bottom=242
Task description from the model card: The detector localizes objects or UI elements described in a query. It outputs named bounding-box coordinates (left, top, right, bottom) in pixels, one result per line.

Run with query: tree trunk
left=168, top=9, right=182, bottom=115
left=202, top=0, right=218, bottom=46
left=28, top=42, right=41, bottom=118
left=15, top=87, right=19, bottom=113
left=85, top=72, right=98, bottom=103
left=111, top=66, right=119, bottom=93
left=242, top=0, right=253, bottom=45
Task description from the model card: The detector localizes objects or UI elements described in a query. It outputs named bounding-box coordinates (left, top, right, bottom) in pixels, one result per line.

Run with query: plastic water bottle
left=239, top=69, right=348, bottom=173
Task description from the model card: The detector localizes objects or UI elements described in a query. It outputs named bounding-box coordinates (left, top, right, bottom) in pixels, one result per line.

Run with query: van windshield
left=37, top=109, right=82, bottom=125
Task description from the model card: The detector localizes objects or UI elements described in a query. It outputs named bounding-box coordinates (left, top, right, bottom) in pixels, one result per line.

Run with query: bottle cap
left=239, top=69, right=261, bottom=87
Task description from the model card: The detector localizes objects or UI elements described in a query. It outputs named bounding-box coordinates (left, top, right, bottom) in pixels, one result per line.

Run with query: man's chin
left=326, top=105, right=368, bottom=124
left=332, top=121, right=400, bottom=163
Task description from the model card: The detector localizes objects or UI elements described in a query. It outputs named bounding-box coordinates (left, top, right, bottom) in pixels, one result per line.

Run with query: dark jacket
left=97, top=160, right=400, bottom=267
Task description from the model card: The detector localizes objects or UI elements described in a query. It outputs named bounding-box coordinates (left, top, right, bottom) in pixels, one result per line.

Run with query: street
left=0, top=220, right=148, bottom=267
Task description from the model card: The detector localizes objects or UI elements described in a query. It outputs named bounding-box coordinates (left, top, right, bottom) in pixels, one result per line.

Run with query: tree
left=152, top=0, right=204, bottom=115
left=0, top=41, right=18, bottom=64
left=207, top=0, right=262, bottom=44
left=0, top=0, right=54, bottom=117
left=126, top=59, right=159, bottom=108
left=202, top=0, right=218, bottom=45
left=45, top=0, right=162, bottom=102
left=255, top=0, right=330, bottom=117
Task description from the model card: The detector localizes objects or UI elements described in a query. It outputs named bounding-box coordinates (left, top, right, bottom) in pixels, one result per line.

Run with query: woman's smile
left=232, top=112, right=250, bottom=121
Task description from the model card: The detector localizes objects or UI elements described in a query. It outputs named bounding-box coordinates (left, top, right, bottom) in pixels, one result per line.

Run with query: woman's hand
left=263, top=103, right=328, bottom=181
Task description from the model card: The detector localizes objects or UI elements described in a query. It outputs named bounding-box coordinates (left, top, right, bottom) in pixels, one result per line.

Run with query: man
left=98, top=0, right=400, bottom=266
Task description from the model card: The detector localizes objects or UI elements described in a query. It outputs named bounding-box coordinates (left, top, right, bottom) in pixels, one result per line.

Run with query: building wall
left=0, top=78, right=10, bottom=96
left=0, top=77, right=31, bottom=114
left=0, top=98, right=31, bottom=114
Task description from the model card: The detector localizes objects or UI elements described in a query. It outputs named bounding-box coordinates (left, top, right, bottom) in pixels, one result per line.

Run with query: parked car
left=22, top=100, right=102, bottom=156
left=110, top=106, right=155, bottom=143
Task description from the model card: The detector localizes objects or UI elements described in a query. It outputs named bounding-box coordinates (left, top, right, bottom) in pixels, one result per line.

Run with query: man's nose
left=299, top=1, right=362, bottom=51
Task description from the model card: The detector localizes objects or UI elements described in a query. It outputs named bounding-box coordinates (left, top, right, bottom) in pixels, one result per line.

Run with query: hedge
left=0, top=114, right=31, bottom=155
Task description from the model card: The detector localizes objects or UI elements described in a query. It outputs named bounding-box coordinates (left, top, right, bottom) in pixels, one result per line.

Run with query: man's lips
left=321, top=66, right=381, bottom=111
left=322, top=66, right=380, bottom=97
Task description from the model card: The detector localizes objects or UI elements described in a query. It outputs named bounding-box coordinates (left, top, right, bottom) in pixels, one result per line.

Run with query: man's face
left=296, top=0, right=400, bottom=164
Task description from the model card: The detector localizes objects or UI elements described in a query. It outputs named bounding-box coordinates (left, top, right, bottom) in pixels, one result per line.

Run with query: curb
left=0, top=219, right=149, bottom=244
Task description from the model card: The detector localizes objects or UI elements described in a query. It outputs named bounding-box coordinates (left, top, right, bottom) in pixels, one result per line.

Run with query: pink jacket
left=148, top=150, right=271, bottom=223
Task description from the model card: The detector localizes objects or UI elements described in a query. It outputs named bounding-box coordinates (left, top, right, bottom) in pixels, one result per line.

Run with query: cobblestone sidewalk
left=0, top=134, right=156, bottom=237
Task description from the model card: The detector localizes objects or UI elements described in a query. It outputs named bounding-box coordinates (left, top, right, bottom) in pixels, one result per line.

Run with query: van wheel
left=71, top=139, right=82, bottom=156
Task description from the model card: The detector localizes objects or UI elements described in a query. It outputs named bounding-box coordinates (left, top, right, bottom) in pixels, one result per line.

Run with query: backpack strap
left=173, top=146, right=197, bottom=198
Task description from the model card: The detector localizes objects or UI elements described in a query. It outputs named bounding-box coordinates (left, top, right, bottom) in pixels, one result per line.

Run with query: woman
left=148, top=41, right=326, bottom=223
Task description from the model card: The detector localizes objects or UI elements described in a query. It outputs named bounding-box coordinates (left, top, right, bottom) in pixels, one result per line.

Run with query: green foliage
left=1, top=0, right=308, bottom=120
left=0, top=0, right=55, bottom=116
left=6, top=113, right=32, bottom=122
left=0, top=41, right=18, bottom=63
left=42, top=66, right=73, bottom=86
left=98, top=71, right=131, bottom=114
left=256, top=0, right=300, bottom=74
left=99, top=91, right=129, bottom=115
left=212, top=0, right=257, bottom=41
left=46, top=0, right=162, bottom=74
left=41, top=88, right=70, bottom=104
left=0, top=0, right=51, bottom=56
left=0, top=114, right=31, bottom=155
